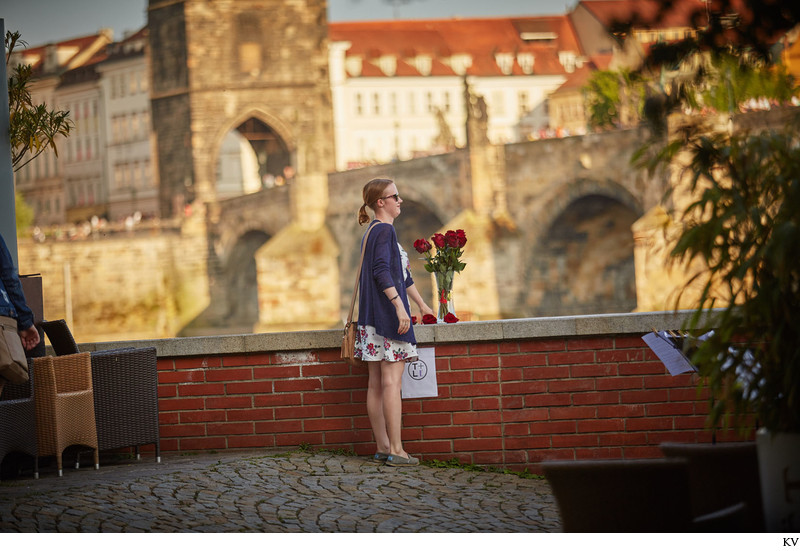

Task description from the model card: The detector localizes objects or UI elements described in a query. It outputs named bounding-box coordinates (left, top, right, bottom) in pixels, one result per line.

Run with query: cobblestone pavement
left=0, top=450, right=561, bottom=532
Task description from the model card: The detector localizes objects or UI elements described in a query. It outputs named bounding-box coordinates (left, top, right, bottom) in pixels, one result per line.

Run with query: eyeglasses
left=380, top=193, right=400, bottom=202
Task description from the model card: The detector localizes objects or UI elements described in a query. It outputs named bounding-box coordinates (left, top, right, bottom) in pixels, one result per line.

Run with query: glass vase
left=435, top=269, right=455, bottom=322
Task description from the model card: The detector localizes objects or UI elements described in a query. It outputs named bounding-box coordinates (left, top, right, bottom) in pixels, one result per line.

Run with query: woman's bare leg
left=381, top=359, right=408, bottom=457
left=366, top=361, right=390, bottom=453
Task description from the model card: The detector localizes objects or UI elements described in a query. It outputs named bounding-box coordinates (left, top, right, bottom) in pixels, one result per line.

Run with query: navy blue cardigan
left=357, top=221, right=416, bottom=344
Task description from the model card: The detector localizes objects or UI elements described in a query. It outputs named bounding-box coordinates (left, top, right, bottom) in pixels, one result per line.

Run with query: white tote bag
left=401, top=347, right=438, bottom=399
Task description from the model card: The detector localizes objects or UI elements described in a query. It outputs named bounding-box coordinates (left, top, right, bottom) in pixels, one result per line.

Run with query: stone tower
left=147, top=0, right=335, bottom=222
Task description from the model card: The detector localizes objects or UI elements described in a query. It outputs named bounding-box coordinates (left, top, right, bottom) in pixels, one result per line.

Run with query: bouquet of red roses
left=413, top=229, right=467, bottom=321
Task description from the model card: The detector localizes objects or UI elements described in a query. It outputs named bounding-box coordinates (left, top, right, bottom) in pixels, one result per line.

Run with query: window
left=239, top=43, right=261, bottom=74
left=237, top=14, right=262, bottom=75
left=493, top=91, right=505, bottom=116
left=373, top=93, right=380, bottom=115
left=495, top=53, right=514, bottom=75
left=517, top=53, right=535, bottom=74
left=519, top=91, right=529, bottom=114
left=355, top=93, right=363, bottom=115
left=443, top=91, right=450, bottom=113
left=426, top=92, right=433, bottom=113
left=133, top=162, right=141, bottom=188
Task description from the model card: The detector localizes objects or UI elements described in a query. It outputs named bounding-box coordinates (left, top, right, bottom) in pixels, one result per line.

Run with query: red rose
left=422, top=314, right=438, bottom=325
left=443, top=313, right=459, bottom=323
left=411, top=316, right=418, bottom=324
left=413, top=239, right=432, bottom=254
left=444, top=230, right=459, bottom=248
left=431, top=233, right=445, bottom=249
left=456, top=229, right=467, bottom=247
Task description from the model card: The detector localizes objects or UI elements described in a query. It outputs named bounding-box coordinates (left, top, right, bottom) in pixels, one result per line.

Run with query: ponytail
left=358, top=204, right=370, bottom=226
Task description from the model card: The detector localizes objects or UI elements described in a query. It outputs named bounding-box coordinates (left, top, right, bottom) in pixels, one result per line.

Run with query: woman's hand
left=405, top=284, right=434, bottom=324
left=395, top=301, right=411, bottom=335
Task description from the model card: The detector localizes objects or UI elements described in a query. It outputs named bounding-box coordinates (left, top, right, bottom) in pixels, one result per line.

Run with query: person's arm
left=405, top=283, right=434, bottom=321
left=383, top=285, right=411, bottom=335
left=0, top=235, right=35, bottom=333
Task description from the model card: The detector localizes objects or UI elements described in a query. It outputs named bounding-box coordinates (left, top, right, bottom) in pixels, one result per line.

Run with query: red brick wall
left=149, top=331, right=747, bottom=473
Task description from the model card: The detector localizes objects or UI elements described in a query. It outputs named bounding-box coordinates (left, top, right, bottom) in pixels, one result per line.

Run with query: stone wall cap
left=78, top=310, right=707, bottom=358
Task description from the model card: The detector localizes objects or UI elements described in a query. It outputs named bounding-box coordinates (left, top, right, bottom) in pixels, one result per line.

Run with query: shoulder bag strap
left=346, top=222, right=379, bottom=324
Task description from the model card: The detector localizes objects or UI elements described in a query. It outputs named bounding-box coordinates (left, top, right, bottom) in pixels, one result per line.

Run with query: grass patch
left=297, top=443, right=356, bottom=457
left=422, top=457, right=543, bottom=479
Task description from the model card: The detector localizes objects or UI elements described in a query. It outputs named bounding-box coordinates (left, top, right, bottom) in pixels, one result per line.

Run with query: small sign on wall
left=402, top=347, right=438, bottom=399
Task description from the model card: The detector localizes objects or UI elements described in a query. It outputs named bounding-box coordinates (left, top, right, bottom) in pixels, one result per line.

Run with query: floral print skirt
left=354, top=324, right=417, bottom=363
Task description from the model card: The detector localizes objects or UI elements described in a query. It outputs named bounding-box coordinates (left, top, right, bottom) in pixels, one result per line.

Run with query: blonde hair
left=358, top=178, right=393, bottom=225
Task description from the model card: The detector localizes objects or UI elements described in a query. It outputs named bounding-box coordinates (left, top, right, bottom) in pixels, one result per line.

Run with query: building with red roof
left=328, top=15, right=588, bottom=169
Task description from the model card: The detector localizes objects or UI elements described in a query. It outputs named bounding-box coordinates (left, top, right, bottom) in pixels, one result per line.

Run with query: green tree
left=584, top=69, right=650, bottom=130
left=14, top=191, right=34, bottom=231
left=6, top=30, right=73, bottom=171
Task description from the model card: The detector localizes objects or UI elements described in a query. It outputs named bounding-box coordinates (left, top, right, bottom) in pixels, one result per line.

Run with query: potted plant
left=641, top=112, right=800, bottom=531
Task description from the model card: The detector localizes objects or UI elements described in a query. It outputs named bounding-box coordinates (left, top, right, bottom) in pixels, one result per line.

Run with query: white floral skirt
left=354, top=324, right=417, bottom=362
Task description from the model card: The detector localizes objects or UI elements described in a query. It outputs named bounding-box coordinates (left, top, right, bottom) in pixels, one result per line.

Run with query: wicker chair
left=39, top=320, right=161, bottom=462
left=0, top=361, right=39, bottom=479
left=91, top=347, right=161, bottom=462
left=39, top=319, right=80, bottom=355
left=543, top=458, right=748, bottom=532
left=33, top=353, right=99, bottom=476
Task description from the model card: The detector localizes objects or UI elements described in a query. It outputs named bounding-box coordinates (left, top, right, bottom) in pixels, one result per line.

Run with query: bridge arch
left=517, top=179, right=643, bottom=317
left=205, top=109, right=297, bottom=202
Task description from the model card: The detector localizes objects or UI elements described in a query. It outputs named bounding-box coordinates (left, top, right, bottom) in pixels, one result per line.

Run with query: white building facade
left=328, top=17, right=587, bottom=171
left=97, top=28, right=159, bottom=221
left=11, top=31, right=112, bottom=226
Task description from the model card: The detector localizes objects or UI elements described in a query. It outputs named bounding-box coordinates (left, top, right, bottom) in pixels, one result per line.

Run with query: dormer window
left=495, top=52, right=514, bottom=75
left=559, top=51, right=576, bottom=73
left=378, top=55, right=396, bottom=76
left=517, top=53, right=535, bottom=74
left=345, top=56, right=363, bottom=77
left=413, top=55, right=432, bottom=76
left=448, top=54, right=472, bottom=75
left=44, top=45, right=59, bottom=73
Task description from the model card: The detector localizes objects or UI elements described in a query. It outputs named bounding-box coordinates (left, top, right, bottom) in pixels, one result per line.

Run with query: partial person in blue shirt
left=354, top=178, right=434, bottom=467
left=1, top=233, right=40, bottom=395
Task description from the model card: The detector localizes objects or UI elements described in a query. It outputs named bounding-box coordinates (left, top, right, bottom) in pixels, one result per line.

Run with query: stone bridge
left=19, top=108, right=794, bottom=342
left=203, top=125, right=660, bottom=334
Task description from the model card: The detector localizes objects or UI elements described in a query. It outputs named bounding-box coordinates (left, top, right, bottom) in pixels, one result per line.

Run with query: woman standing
left=355, top=178, right=434, bottom=467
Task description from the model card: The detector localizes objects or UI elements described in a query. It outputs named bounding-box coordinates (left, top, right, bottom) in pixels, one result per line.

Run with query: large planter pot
left=756, top=428, right=800, bottom=531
